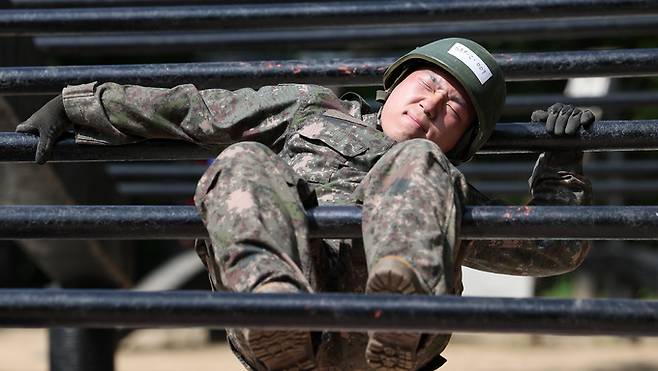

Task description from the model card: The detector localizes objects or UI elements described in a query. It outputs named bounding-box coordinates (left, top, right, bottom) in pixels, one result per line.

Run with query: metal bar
left=31, top=16, right=658, bottom=55
left=3, top=120, right=658, bottom=163
left=49, top=328, right=116, bottom=371
left=1, top=289, right=656, bottom=336
left=482, top=120, right=658, bottom=154
left=504, top=92, right=658, bottom=113
left=2, top=205, right=658, bottom=240
left=8, top=0, right=305, bottom=7
left=0, top=133, right=219, bottom=162
left=106, top=163, right=207, bottom=179
left=0, top=49, right=658, bottom=94
left=104, top=160, right=658, bottom=180
left=112, top=182, right=220, bottom=196
left=2, top=1, right=658, bottom=36
left=463, top=160, right=658, bottom=178
left=0, top=58, right=390, bottom=95
left=468, top=180, right=658, bottom=196
left=113, top=180, right=658, bottom=198
left=3, top=49, right=658, bottom=95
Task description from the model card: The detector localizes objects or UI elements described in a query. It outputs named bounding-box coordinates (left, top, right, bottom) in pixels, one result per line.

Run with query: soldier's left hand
left=531, top=103, right=595, bottom=136
left=15, top=95, right=72, bottom=164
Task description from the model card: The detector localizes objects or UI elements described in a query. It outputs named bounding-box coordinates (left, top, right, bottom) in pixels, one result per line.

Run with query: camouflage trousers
left=194, top=139, right=468, bottom=370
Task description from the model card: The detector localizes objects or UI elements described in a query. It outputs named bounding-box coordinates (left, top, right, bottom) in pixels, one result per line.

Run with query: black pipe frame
left=504, top=92, right=658, bottom=113
left=2, top=1, right=658, bottom=36
left=2, top=205, right=658, bottom=240
left=49, top=328, right=116, bottom=371
left=3, top=121, right=658, bottom=163
left=32, top=16, right=658, bottom=56
left=1, top=289, right=656, bottom=336
left=7, top=0, right=304, bottom=7
left=105, top=160, right=658, bottom=180
left=3, top=49, right=658, bottom=94
left=112, top=180, right=658, bottom=198
left=464, top=180, right=658, bottom=196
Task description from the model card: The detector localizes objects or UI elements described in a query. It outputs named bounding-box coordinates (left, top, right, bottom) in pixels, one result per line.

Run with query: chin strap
left=446, top=123, right=478, bottom=165
left=375, top=90, right=389, bottom=103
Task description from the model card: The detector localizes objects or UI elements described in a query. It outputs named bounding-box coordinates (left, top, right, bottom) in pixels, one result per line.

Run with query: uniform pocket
left=286, top=111, right=389, bottom=189
left=297, top=122, right=367, bottom=158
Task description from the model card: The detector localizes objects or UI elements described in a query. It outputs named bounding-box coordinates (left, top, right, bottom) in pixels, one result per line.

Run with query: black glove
left=531, top=103, right=595, bottom=136
left=15, top=95, right=72, bottom=164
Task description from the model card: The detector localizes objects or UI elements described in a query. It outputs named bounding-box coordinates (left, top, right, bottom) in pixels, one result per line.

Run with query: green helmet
left=383, top=38, right=506, bottom=163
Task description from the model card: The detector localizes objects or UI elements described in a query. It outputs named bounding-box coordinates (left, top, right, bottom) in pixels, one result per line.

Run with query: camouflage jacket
left=61, top=82, right=592, bottom=277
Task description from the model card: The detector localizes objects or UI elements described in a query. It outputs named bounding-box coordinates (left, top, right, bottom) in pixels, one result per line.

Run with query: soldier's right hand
left=15, top=95, right=72, bottom=164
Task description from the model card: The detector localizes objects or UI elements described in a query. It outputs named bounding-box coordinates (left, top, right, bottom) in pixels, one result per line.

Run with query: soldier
left=18, top=38, right=593, bottom=370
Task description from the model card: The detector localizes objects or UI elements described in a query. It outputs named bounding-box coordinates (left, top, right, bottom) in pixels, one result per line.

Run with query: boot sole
left=365, top=258, right=425, bottom=371
left=248, top=329, right=316, bottom=370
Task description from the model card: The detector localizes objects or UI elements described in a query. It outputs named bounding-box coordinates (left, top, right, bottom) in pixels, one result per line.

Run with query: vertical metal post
left=49, top=327, right=117, bottom=371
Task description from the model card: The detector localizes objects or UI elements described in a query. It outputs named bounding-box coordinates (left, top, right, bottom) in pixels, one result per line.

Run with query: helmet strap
left=375, top=90, right=389, bottom=103
left=446, top=123, right=478, bottom=164
left=378, top=64, right=416, bottom=103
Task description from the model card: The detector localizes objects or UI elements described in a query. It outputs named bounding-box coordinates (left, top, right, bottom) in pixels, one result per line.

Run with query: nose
left=419, top=89, right=448, bottom=119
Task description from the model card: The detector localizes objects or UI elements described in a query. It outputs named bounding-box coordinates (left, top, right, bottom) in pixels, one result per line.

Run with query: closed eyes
left=447, top=103, right=464, bottom=122
left=421, top=79, right=465, bottom=121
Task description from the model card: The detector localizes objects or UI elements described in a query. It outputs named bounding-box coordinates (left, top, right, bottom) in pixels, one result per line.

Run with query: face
left=381, top=67, right=476, bottom=153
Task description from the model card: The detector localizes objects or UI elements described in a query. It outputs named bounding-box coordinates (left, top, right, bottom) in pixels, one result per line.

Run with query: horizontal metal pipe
left=32, top=16, right=658, bottom=55
left=105, top=160, right=658, bottom=180
left=3, top=49, right=658, bottom=94
left=106, top=163, right=207, bottom=179
left=3, top=1, right=658, bottom=36
left=462, top=160, right=658, bottom=178
left=468, top=180, right=658, bottom=196
left=464, top=159, right=658, bottom=178
left=7, top=0, right=302, bottom=7
left=2, top=205, right=658, bottom=240
left=504, top=92, right=658, bottom=113
left=114, top=180, right=658, bottom=198
left=483, top=120, right=658, bottom=154
left=3, top=121, right=658, bottom=163
left=1, top=289, right=656, bottom=335
left=0, top=133, right=218, bottom=162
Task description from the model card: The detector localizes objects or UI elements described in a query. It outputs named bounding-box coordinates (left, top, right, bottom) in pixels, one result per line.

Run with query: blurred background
left=0, top=0, right=657, bottom=370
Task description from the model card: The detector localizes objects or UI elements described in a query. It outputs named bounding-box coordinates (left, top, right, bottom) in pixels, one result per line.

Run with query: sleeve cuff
left=62, top=82, right=138, bottom=145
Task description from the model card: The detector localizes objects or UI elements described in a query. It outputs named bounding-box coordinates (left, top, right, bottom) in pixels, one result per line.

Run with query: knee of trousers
left=194, top=141, right=283, bottom=211
left=390, top=138, right=452, bottom=169
left=214, top=141, right=277, bottom=169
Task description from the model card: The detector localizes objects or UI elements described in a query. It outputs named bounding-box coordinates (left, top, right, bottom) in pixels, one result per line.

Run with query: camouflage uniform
left=60, top=81, right=591, bottom=370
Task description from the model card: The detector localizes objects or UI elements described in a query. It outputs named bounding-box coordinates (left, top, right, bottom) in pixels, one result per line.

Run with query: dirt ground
left=1, top=329, right=657, bottom=371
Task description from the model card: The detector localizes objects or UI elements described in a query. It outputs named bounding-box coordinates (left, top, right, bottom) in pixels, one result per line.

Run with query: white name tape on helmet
left=447, top=43, right=493, bottom=85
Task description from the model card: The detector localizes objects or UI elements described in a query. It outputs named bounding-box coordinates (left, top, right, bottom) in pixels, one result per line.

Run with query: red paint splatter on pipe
left=338, top=65, right=354, bottom=75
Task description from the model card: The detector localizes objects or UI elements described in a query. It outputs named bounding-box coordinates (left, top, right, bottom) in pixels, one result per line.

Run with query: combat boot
left=365, top=256, right=429, bottom=371
left=245, top=282, right=317, bottom=371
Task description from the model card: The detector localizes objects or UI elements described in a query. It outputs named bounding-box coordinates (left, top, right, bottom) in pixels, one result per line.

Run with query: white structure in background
left=461, top=267, right=535, bottom=297
left=564, top=77, right=611, bottom=98
left=462, top=76, right=611, bottom=298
